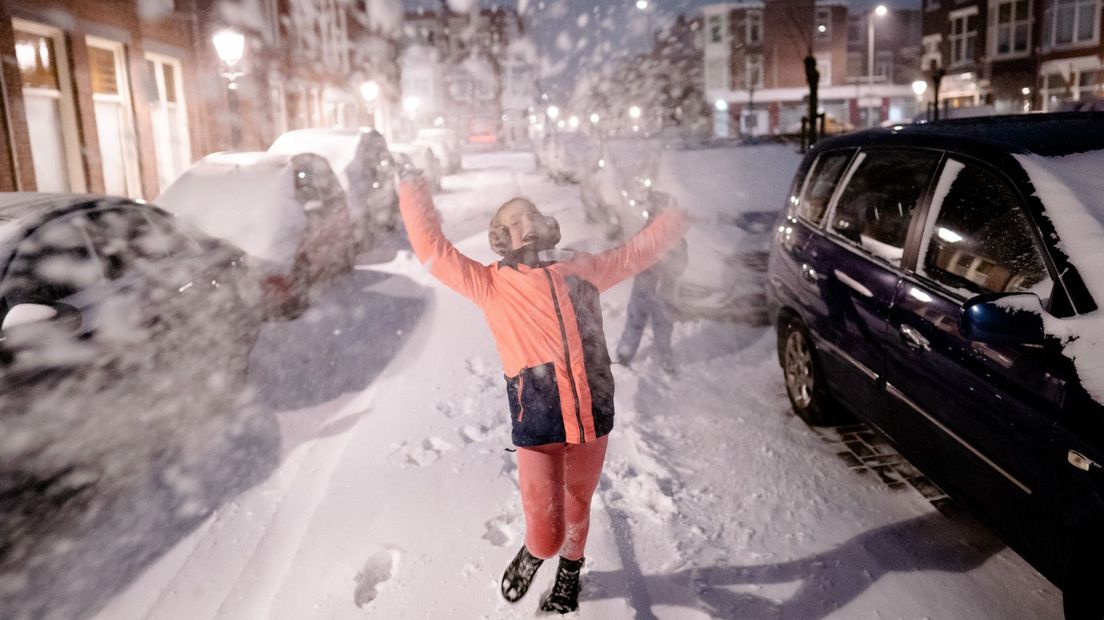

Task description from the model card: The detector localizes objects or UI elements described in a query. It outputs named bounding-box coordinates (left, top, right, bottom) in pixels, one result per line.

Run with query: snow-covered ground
left=75, top=150, right=1063, bottom=618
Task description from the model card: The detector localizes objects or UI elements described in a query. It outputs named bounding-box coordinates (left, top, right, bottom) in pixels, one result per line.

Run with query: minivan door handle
left=900, top=324, right=931, bottom=352
left=1068, top=450, right=1099, bottom=472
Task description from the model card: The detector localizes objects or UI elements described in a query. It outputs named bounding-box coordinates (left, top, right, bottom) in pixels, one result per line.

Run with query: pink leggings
left=516, top=435, right=609, bottom=561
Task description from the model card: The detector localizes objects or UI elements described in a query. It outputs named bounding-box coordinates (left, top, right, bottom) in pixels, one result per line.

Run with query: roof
left=815, top=112, right=1104, bottom=158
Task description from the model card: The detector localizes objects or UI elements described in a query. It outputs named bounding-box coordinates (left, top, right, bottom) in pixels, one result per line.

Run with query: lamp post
left=867, top=5, right=887, bottom=128
left=212, top=29, right=245, bottom=150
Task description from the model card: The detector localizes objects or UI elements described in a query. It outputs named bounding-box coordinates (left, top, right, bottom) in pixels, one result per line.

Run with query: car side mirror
left=959, top=292, right=1045, bottom=346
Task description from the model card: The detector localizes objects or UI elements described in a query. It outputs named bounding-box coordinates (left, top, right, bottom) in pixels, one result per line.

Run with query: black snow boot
left=501, top=545, right=544, bottom=602
left=539, top=556, right=584, bottom=614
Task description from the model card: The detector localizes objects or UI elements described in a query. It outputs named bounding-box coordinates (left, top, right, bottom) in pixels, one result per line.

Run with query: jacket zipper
left=517, top=373, right=526, bottom=422
left=543, top=270, right=585, bottom=443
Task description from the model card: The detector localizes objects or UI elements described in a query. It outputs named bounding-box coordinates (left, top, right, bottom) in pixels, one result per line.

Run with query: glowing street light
left=636, top=0, right=648, bottom=9
left=403, top=96, right=422, bottom=118
left=715, top=99, right=729, bottom=111
left=628, top=105, right=642, bottom=119
left=212, top=29, right=246, bottom=149
left=875, top=4, right=888, bottom=16
left=547, top=105, right=560, bottom=120
left=568, top=115, right=580, bottom=129
left=912, top=80, right=928, bottom=97
left=589, top=112, right=600, bottom=124
left=359, top=80, right=380, bottom=102
left=212, top=30, right=245, bottom=67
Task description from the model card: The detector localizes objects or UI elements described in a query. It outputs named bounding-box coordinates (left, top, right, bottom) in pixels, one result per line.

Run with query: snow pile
left=1015, top=150, right=1104, bottom=402
left=156, top=152, right=307, bottom=271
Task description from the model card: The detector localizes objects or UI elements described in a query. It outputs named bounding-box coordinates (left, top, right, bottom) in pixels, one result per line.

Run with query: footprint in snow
left=435, top=400, right=461, bottom=419
left=460, top=424, right=494, bottom=444
left=387, top=437, right=454, bottom=467
left=482, top=512, right=520, bottom=547
left=354, top=549, right=400, bottom=607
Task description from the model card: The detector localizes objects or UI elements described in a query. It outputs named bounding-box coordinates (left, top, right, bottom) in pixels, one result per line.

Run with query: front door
left=803, top=148, right=941, bottom=434
left=885, top=156, right=1058, bottom=564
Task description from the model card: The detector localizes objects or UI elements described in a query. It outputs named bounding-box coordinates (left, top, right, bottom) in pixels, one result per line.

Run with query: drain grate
left=811, top=423, right=953, bottom=510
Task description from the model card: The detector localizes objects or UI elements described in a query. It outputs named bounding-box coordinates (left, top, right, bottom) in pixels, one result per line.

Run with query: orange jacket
left=399, top=179, right=689, bottom=446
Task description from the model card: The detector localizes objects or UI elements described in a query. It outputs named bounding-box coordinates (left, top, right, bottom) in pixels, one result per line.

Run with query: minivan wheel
left=778, top=318, right=847, bottom=427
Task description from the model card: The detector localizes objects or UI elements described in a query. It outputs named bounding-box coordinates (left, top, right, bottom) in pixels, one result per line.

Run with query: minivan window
left=830, top=150, right=940, bottom=265
left=919, top=159, right=1052, bottom=300
left=796, top=151, right=851, bottom=225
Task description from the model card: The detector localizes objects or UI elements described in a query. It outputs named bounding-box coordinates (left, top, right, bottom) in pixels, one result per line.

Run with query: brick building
left=920, top=0, right=1102, bottom=114
left=400, top=6, right=536, bottom=145
left=702, top=0, right=922, bottom=137
left=1, top=0, right=400, bottom=198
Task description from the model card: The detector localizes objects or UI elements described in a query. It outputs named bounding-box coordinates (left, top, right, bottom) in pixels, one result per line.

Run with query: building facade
left=921, top=0, right=1102, bottom=114
left=1, top=0, right=401, bottom=198
left=400, top=6, right=536, bottom=145
left=702, top=0, right=922, bottom=137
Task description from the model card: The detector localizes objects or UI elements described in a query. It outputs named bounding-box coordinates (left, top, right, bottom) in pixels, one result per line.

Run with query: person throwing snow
left=396, top=168, right=688, bottom=613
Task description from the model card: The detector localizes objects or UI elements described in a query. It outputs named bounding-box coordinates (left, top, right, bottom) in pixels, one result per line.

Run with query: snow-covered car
left=768, top=113, right=1104, bottom=618
left=415, top=127, right=462, bottom=173
left=389, top=142, right=441, bottom=191
left=0, top=194, right=267, bottom=592
left=648, top=142, right=803, bottom=322
left=157, top=152, right=356, bottom=318
left=268, top=127, right=399, bottom=249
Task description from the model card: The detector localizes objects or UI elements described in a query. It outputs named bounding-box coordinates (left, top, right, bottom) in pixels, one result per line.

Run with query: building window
left=923, top=34, right=943, bottom=69
left=992, top=0, right=1032, bottom=56
left=745, top=54, right=764, bottom=89
left=706, top=57, right=729, bottom=90
left=708, top=15, right=724, bottom=43
left=1044, top=0, right=1100, bottom=47
left=876, top=50, right=894, bottom=80
left=949, top=9, right=979, bottom=66
left=1041, top=63, right=1102, bottom=109
left=815, top=52, right=832, bottom=86
left=746, top=10, right=763, bottom=44
left=848, top=51, right=864, bottom=79
left=816, top=8, right=832, bottom=40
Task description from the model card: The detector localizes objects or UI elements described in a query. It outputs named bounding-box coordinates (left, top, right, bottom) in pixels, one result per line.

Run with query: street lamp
left=636, top=0, right=648, bottom=9
left=547, top=105, right=560, bottom=120
left=629, top=105, right=642, bottom=119
left=212, top=29, right=245, bottom=149
left=568, top=115, right=580, bottom=129
left=867, top=5, right=888, bottom=127
left=589, top=112, right=600, bottom=124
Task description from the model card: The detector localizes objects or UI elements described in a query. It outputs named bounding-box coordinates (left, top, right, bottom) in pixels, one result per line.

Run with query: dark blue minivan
left=766, top=113, right=1104, bottom=620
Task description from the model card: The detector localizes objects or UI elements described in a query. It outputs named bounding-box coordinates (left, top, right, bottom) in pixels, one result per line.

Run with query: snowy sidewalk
left=96, top=151, right=1062, bottom=619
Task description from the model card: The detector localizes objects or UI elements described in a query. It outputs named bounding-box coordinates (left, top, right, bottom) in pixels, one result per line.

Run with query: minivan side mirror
left=959, top=292, right=1045, bottom=346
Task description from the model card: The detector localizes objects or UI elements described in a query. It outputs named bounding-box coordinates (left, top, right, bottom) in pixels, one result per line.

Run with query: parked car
left=389, top=142, right=441, bottom=191
left=766, top=113, right=1104, bottom=619
left=157, top=152, right=356, bottom=318
left=0, top=194, right=266, bottom=593
left=415, top=127, right=462, bottom=173
left=268, top=127, right=399, bottom=249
